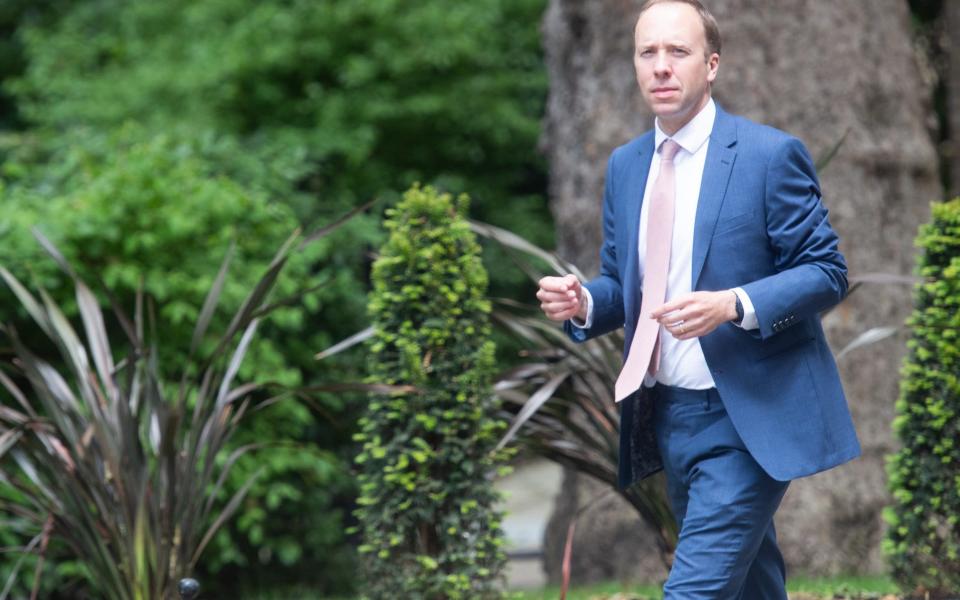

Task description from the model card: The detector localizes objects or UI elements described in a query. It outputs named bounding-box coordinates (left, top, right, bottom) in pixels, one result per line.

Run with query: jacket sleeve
left=740, top=137, right=848, bottom=340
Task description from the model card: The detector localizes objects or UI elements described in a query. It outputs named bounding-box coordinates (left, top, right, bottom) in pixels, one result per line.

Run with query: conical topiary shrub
left=354, top=184, right=509, bottom=599
left=885, top=198, right=960, bottom=597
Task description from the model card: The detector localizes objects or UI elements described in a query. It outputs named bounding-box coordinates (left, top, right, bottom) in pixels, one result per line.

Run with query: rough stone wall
left=541, top=0, right=942, bottom=582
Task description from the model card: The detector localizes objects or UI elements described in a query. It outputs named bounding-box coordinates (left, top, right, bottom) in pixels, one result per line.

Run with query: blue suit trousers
left=653, top=384, right=789, bottom=600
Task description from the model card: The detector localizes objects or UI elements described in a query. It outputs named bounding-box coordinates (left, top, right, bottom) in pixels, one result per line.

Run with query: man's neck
left=656, top=95, right=712, bottom=136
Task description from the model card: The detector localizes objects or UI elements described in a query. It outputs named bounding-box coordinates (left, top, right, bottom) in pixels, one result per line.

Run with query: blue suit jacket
left=565, top=105, right=861, bottom=488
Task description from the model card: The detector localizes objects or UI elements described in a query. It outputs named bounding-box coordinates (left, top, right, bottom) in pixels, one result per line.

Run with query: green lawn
left=511, top=575, right=899, bottom=600
left=787, top=574, right=899, bottom=596
left=510, top=581, right=661, bottom=599
left=245, top=574, right=899, bottom=599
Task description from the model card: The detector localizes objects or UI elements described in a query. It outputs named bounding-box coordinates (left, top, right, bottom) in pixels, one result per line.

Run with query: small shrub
left=884, top=198, right=960, bottom=596
left=354, top=185, right=509, bottom=599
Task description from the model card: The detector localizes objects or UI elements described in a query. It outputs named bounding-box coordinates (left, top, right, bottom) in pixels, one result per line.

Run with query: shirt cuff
left=570, top=287, right=594, bottom=329
left=732, top=287, right=758, bottom=330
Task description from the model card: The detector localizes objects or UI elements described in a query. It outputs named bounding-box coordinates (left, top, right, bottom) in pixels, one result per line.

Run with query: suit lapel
left=626, top=133, right=656, bottom=278
left=691, top=106, right=738, bottom=289
left=625, top=133, right=656, bottom=327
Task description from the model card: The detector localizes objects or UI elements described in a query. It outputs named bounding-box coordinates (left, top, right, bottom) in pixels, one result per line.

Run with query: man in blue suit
left=536, top=0, right=860, bottom=597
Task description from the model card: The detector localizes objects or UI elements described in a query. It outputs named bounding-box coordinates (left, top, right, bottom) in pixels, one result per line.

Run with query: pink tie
left=615, top=139, right=681, bottom=402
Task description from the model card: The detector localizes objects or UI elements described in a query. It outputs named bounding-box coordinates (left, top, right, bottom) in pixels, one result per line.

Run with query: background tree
left=907, top=0, right=955, bottom=195
left=7, top=0, right=550, bottom=251
left=539, top=0, right=942, bottom=582
left=0, top=0, right=71, bottom=132
left=355, top=185, right=508, bottom=599
left=946, top=1, right=959, bottom=196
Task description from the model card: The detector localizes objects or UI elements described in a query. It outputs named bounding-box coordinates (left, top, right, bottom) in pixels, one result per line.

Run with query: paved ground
left=495, top=459, right=564, bottom=589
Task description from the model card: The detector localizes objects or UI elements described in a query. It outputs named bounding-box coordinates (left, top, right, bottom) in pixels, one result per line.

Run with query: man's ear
left=707, top=53, right=720, bottom=83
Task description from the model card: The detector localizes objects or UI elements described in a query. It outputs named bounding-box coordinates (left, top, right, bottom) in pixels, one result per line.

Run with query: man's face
left=633, top=2, right=720, bottom=135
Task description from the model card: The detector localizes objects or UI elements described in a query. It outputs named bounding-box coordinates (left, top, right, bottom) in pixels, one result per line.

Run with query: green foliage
left=0, top=0, right=72, bottom=131
left=0, top=129, right=334, bottom=383
left=10, top=0, right=550, bottom=243
left=884, top=198, right=960, bottom=595
left=0, top=130, right=366, bottom=595
left=355, top=185, right=509, bottom=599
left=3, top=0, right=550, bottom=591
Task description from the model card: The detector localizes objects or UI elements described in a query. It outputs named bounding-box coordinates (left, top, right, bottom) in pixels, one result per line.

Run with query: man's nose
left=653, top=51, right=671, bottom=76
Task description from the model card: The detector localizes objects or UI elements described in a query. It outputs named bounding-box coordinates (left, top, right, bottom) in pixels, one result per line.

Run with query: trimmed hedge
left=354, top=185, right=509, bottom=599
left=885, top=198, right=960, bottom=595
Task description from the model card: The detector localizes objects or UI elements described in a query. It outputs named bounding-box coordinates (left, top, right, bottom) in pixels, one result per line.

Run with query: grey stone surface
left=540, top=0, right=942, bottom=581
left=542, top=469, right=669, bottom=585
left=496, top=459, right=563, bottom=589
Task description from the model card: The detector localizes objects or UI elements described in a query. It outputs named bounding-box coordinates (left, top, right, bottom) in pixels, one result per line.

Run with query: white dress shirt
left=575, top=98, right=758, bottom=389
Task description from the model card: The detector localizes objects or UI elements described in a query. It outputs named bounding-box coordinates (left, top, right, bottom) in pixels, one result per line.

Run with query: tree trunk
left=948, top=0, right=960, bottom=197
left=541, top=0, right=942, bottom=582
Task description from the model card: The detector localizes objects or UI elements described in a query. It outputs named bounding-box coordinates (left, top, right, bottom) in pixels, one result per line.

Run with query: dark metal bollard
left=178, top=578, right=200, bottom=600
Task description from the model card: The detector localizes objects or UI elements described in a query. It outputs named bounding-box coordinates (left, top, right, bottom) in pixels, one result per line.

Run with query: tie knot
left=660, top=139, right=681, bottom=162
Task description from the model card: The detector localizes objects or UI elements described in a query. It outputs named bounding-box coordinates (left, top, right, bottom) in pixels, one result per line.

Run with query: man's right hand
left=536, top=274, right=587, bottom=322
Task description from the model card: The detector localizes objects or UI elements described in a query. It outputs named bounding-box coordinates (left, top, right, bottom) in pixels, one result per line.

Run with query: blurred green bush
left=8, top=0, right=550, bottom=245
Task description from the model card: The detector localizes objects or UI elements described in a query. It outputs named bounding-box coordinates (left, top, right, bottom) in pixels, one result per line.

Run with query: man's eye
left=640, top=50, right=654, bottom=58
left=671, top=48, right=689, bottom=56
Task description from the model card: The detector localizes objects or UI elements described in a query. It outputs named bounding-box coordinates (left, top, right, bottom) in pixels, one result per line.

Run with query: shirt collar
left=654, top=97, right=716, bottom=156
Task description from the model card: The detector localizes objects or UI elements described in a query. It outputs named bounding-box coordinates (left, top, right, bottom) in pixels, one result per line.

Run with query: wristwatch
left=733, top=294, right=744, bottom=325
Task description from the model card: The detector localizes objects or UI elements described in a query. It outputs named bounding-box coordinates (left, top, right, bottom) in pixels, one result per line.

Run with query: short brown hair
left=637, top=0, right=722, bottom=57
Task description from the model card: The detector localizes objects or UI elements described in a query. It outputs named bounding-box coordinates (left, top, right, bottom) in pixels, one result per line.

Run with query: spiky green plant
left=470, top=220, right=678, bottom=567
left=0, top=214, right=357, bottom=599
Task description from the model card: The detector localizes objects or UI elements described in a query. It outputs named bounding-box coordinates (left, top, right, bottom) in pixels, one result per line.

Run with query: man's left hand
left=651, top=290, right=738, bottom=340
